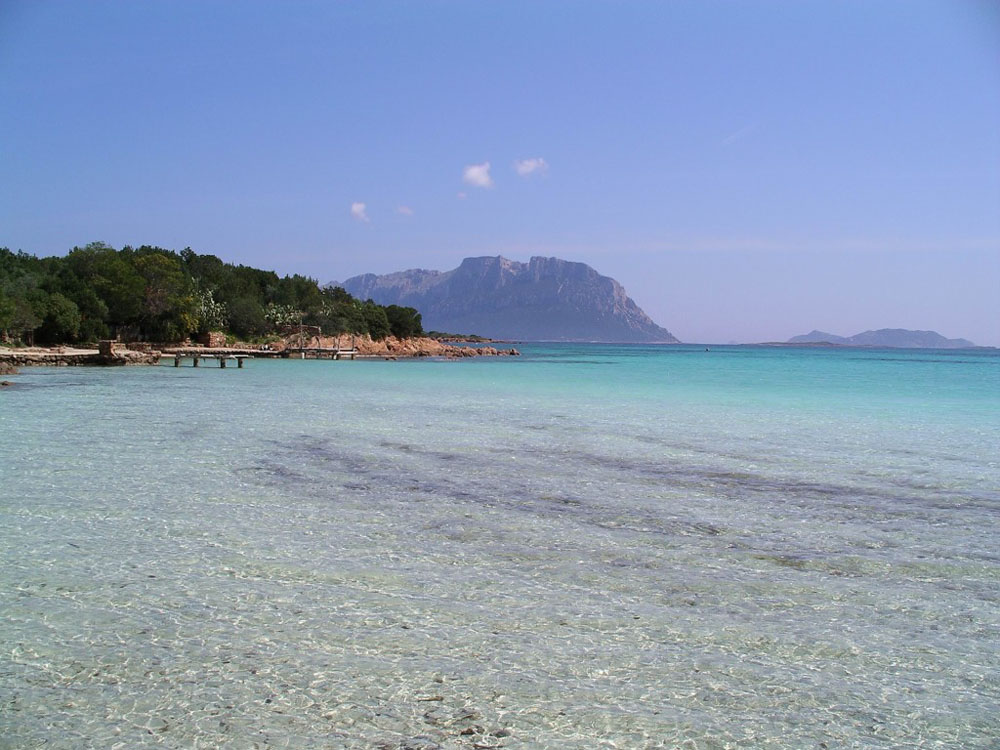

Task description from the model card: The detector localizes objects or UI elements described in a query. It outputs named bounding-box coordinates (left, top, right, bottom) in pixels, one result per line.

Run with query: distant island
left=787, top=329, right=976, bottom=348
left=338, top=255, right=679, bottom=342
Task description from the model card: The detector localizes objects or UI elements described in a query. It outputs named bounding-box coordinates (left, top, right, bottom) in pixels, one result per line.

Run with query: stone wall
left=1, top=345, right=161, bottom=367
left=198, top=331, right=228, bottom=348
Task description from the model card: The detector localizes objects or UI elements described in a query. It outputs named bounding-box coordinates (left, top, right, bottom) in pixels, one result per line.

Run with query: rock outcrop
left=276, top=333, right=518, bottom=358
left=338, top=256, right=678, bottom=342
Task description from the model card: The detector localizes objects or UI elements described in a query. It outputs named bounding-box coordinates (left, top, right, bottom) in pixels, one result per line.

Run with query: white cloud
left=397, top=205, right=414, bottom=216
left=514, top=157, right=549, bottom=176
left=462, top=162, right=493, bottom=188
left=350, top=202, right=370, bottom=222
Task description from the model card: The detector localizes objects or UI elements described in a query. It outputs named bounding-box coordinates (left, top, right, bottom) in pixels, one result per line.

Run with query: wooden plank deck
left=164, top=347, right=360, bottom=366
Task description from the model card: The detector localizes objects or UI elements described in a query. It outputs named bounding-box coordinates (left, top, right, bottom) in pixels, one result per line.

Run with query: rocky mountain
left=788, top=329, right=975, bottom=348
left=336, top=256, right=679, bottom=342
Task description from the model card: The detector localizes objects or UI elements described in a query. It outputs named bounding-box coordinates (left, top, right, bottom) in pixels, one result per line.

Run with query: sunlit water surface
left=2, top=344, right=998, bottom=749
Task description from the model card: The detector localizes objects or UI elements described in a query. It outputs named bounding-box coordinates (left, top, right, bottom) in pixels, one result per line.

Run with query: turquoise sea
left=1, top=344, right=998, bottom=749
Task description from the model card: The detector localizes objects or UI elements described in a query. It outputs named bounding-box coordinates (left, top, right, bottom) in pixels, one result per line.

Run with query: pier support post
left=220, top=357, right=227, bottom=368
left=174, top=355, right=181, bottom=367
left=237, top=357, right=244, bottom=368
left=193, top=355, right=200, bottom=367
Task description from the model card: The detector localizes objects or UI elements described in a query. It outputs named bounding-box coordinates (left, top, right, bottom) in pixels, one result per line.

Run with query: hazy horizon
left=2, top=1, right=998, bottom=345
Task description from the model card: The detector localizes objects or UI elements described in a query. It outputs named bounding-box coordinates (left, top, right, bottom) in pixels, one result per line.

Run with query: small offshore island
left=0, top=243, right=517, bottom=380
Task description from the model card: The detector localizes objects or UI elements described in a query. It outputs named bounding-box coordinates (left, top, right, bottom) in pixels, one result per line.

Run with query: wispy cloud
left=514, top=157, right=549, bottom=176
left=721, top=123, right=758, bottom=147
left=396, top=205, right=414, bottom=216
left=350, top=202, right=370, bottom=222
left=456, top=191, right=467, bottom=200
left=462, top=162, right=493, bottom=188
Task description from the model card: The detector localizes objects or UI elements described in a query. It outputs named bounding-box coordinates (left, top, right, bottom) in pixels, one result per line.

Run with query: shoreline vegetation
left=0, top=243, right=425, bottom=348
left=0, top=243, right=518, bottom=374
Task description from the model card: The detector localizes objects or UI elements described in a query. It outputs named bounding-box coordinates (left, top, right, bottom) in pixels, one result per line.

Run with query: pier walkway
left=285, top=346, right=358, bottom=360
left=161, top=345, right=359, bottom=367
left=168, top=352, right=252, bottom=368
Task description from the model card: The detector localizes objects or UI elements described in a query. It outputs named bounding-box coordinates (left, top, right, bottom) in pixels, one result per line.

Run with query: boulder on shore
left=0, top=361, right=18, bottom=376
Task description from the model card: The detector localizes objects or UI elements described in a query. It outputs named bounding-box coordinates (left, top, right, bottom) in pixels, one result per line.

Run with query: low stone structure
left=198, top=331, right=228, bottom=348
left=98, top=340, right=120, bottom=357
left=1, top=344, right=161, bottom=367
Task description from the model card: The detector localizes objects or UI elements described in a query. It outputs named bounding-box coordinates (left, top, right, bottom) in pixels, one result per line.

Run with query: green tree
left=385, top=305, right=423, bottom=339
left=2, top=273, right=48, bottom=344
left=227, top=297, right=267, bottom=338
left=361, top=301, right=391, bottom=340
left=36, top=293, right=81, bottom=343
left=134, top=253, right=198, bottom=340
left=274, top=273, right=324, bottom=313
left=65, top=244, right=144, bottom=335
left=0, top=289, right=15, bottom=340
left=72, top=286, right=110, bottom=342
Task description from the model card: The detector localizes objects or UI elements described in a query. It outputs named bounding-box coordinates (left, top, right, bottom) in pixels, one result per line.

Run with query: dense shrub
left=0, top=244, right=426, bottom=345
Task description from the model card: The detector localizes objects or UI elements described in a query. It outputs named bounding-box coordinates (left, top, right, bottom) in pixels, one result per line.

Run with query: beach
left=0, top=336, right=518, bottom=372
left=1, top=344, right=998, bottom=748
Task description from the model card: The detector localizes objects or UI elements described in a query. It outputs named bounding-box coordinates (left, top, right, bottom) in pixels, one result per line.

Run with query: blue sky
left=2, top=0, right=998, bottom=344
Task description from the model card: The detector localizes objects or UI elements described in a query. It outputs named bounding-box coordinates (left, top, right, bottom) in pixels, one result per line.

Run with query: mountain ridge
left=788, top=329, right=975, bottom=348
left=336, top=256, right=678, bottom=342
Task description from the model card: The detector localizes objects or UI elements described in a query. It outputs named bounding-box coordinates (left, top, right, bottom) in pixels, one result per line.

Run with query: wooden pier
left=285, top=346, right=358, bottom=360
left=170, top=353, right=251, bottom=368
left=161, top=345, right=359, bottom=368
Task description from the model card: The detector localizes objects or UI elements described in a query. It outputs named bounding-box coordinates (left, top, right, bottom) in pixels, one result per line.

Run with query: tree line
left=0, top=243, right=423, bottom=345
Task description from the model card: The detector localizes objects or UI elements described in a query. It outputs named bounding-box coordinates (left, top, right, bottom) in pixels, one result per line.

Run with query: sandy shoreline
left=0, top=336, right=519, bottom=371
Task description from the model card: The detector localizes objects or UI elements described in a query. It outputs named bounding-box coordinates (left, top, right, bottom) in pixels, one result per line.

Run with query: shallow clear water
left=2, top=344, right=998, bottom=749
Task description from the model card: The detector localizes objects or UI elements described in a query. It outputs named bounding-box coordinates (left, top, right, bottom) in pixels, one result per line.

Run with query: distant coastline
left=784, top=328, right=976, bottom=349
left=754, top=341, right=994, bottom=350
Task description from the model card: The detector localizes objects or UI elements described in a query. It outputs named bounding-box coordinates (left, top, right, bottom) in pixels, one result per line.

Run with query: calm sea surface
left=1, top=344, right=998, bottom=749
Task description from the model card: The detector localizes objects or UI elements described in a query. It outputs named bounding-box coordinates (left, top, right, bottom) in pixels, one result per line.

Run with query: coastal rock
left=98, top=348, right=163, bottom=366
left=0, top=361, right=18, bottom=376
left=278, top=333, right=519, bottom=359
left=338, top=255, right=678, bottom=342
